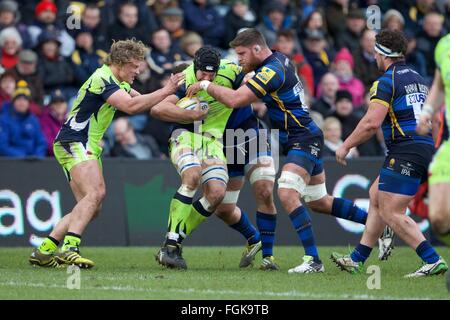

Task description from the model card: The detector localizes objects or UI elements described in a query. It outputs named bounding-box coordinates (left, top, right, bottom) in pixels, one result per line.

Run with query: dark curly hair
left=375, top=29, right=407, bottom=59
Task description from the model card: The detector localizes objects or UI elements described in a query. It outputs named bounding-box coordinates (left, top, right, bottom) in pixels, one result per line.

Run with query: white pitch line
left=0, top=281, right=434, bottom=300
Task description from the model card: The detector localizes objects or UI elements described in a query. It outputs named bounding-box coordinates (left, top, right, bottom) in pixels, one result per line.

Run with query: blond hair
left=104, top=39, right=146, bottom=67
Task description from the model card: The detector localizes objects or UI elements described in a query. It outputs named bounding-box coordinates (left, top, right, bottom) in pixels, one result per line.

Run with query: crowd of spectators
left=0, top=0, right=448, bottom=159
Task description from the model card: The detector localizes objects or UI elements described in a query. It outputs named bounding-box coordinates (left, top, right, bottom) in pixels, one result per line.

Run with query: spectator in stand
left=37, top=30, right=76, bottom=100
left=324, top=0, right=349, bottom=41
left=0, top=26, right=21, bottom=69
left=405, top=32, right=427, bottom=81
left=108, top=2, right=148, bottom=45
left=415, top=11, right=445, bottom=84
left=326, top=89, right=359, bottom=139
left=71, top=27, right=107, bottom=86
left=179, top=31, right=203, bottom=60
left=335, top=8, right=366, bottom=52
left=147, top=28, right=182, bottom=79
left=0, top=0, right=31, bottom=49
left=160, top=7, right=186, bottom=47
left=352, top=29, right=381, bottom=92
left=312, top=72, right=339, bottom=118
left=299, top=9, right=332, bottom=48
left=274, top=29, right=314, bottom=97
left=150, top=0, right=179, bottom=22
left=28, top=0, right=75, bottom=57
left=400, top=0, right=439, bottom=34
left=322, top=116, right=358, bottom=158
left=111, top=117, right=164, bottom=160
left=79, top=4, right=109, bottom=51
left=0, top=69, right=15, bottom=108
left=255, top=1, right=293, bottom=49
left=0, top=80, right=46, bottom=157
left=224, top=0, right=256, bottom=46
left=382, top=9, right=405, bottom=31
left=302, top=29, right=333, bottom=93
left=11, top=49, right=44, bottom=106
left=38, top=89, right=67, bottom=156
left=332, top=47, right=365, bottom=108
left=181, top=0, right=225, bottom=48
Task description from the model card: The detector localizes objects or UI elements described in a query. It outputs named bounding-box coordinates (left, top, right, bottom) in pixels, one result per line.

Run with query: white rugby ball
left=176, top=97, right=209, bottom=111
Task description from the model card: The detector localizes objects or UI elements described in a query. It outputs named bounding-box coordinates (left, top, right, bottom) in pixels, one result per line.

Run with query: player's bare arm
left=186, top=80, right=258, bottom=109
left=107, top=72, right=184, bottom=114
left=151, top=95, right=208, bottom=123
left=417, top=69, right=445, bottom=135
left=336, top=102, right=388, bottom=165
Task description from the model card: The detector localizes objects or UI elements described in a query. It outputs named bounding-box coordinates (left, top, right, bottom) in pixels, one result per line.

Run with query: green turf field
left=0, top=246, right=449, bottom=299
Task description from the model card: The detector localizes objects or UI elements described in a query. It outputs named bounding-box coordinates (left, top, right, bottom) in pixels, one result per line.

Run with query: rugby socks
left=256, top=211, right=277, bottom=258
left=415, top=240, right=439, bottom=264
left=350, top=243, right=372, bottom=263
left=289, top=206, right=320, bottom=263
left=166, top=186, right=195, bottom=246
left=61, top=232, right=81, bottom=251
left=38, top=236, right=59, bottom=254
left=230, top=209, right=261, bottom=245
left=331, top=198, right=367, bottom=224
left=181, top=197, right=213, bottom=237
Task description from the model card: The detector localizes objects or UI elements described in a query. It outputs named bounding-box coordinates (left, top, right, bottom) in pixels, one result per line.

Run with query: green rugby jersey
left=174, top=59, right=245, bottom=138
left=55, top=64, right=131, bottom=154
left=435, top=33, right=450, bottom=128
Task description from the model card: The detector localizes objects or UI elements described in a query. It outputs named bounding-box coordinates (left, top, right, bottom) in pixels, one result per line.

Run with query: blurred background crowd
left=0, top=0, right=448, bottom=160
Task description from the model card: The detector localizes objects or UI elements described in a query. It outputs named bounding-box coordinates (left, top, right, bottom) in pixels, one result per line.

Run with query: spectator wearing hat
left=332, top=47, right=364, bottom=108
left=71, top=27, right=107, bottom=86
left=224, top=0, right=256, bottom=46
left=11, top=49, right=44, bottom=105
left=0, top=0, right=32, bottom=49
left=38, top=89, right=67, bottom=156
left=37, top=30, right=76, bottom=100
left=0, top=26, right=21, bottom=69
left=181, top=0, right=225, bottom=48
left=0, top=80, right=46, bottom=157
left=160, top=7, right=186, bottom=47
left=302, top=28, right=333, bottom=92
left=0, top=69, right=15, bottom=108
left=28, top=0, right=75, bottom=57
left=149, top=0, right=179, bottom=22
left=335, top=8, right=366, bottom=52
left=352, top=29, right=382, bottom=92
left=255, top=1, right=293, bottom=49
left=382, top=9, right=405, bottom=31
left=325, top=89, right=382, bottom=156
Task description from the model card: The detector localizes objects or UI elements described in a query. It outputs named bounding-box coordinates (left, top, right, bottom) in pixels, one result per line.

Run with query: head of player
left=229, top=28, right=272, bottom=73
left=373, top=29, right=407, bottom=72
left=193, top=46, right=221, bottom=82
left=105, top=39, right=146, bottom=84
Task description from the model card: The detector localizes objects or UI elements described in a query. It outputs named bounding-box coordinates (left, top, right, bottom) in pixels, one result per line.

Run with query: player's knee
left=278, top=188, right=299, bottom=212
left=307, top=195, right=332, bottom=213
left=90, top=186, right=106, bottom=206
left=182, top=172, right=201, bottom=190
left=253, top=182, right=274, bottom=205
left=206, top=186, right=226, bottom=208
left=431, top=212, right=450, bottom=234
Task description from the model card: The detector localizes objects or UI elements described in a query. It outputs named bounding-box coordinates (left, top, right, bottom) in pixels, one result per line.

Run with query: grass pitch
left=0, top=246, right=449, bottom=300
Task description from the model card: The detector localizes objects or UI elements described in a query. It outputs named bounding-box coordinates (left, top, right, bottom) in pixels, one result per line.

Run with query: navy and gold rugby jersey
left=369, top=61, right=434, bottom=153
left=246, top=51, right=321, bottom=145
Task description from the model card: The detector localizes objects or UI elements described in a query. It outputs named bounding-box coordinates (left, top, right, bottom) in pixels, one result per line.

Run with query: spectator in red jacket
left=38, top=89, right=67, bottom=156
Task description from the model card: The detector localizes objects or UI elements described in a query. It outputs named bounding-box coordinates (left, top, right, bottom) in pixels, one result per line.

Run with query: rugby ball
left=176, top=97, right=209, bottom=111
